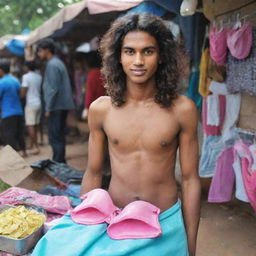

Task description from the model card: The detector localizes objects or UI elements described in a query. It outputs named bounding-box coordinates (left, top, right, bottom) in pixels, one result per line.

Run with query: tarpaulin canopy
left=87, top=0, right=182, bottom=14
left=0, top=33, right=29, bottom=57
left=26, top=0, right=142, bottom=47
left=87, top=0, right=143, bottom=14
left=27, top=0, right=88, bottom=46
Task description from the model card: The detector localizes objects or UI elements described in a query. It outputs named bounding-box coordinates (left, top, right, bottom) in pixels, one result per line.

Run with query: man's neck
left=126, top=80, right=156, bottom=103
left=46, top=53, right=54, bottom=61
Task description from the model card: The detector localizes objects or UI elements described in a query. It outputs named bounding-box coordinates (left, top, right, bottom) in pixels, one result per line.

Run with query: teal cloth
left=32, top=200, right=188, bottom=256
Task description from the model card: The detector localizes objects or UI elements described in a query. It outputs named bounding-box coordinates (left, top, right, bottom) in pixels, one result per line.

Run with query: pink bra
left=209, top=23, right=253, bottom=63
left=227, top=23, right=253, bottom=59
left=209, top=27, right=228, bottom=65
left=70, top=188, right=162, bottom=240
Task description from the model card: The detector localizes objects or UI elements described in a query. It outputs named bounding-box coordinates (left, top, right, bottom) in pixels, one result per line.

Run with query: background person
left=0, top=62, right=27, bottom=157
left=20, top=61, right=42, bottom=155
left=37, top=38, right=75, bottom=163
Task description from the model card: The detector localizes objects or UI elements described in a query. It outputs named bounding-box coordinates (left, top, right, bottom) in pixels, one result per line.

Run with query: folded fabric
left=227, top=23, right=253, bottom=60
left=70, top=189, right=161, bottom=240
left=32, top=200, right=189, bottom=256
left=0, top=187, right=71, bottom=214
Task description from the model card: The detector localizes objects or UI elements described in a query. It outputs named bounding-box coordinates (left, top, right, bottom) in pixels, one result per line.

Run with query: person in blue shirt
left=0, top=62, right=27, bottom=157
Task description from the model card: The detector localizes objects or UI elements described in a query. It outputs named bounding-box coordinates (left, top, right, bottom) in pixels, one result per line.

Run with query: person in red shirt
left=82, top=51, right=105, bottom=120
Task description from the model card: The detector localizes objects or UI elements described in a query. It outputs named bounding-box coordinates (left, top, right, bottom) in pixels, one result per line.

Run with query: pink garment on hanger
left=234, top=142, right=256, bottom=211
left=208, top=147, right=235, bottom=202
left=202, top=95, right=226, bottom=136
left=70, top=188, right=162, bottom=240
left=210, top=27, right=228, bottom=65
left=227, top=23, right=253, bottom=60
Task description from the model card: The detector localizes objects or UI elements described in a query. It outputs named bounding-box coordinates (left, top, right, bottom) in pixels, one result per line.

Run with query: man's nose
left=134, top=53, right=144, bottom=65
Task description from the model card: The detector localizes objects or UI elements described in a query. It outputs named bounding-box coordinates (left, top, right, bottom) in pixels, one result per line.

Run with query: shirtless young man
left=80, top=13, right=201, bottom=256
left=32, top=13, right=200, bottom=256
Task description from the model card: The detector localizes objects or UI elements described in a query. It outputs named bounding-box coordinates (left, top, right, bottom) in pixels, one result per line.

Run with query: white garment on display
left=207, top=94, right=220, bottom=126
left=232, top=157, right=249, bottom=202
left=209, top=81, right=228, bottom=95
left=222, top=94, right=241, bottom=142
left=209, top=81, right=241, bottom=142
left=249, top=144, right=256, bottom=173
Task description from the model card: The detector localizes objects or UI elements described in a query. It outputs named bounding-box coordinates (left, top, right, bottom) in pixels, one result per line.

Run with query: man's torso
left=97, top=95, right=186, bottom=211
left=0, top=75, right=23, bottom=119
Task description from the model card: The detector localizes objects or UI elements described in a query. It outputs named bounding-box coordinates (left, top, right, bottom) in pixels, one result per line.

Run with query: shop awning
left=87, top=0, right=143, bottom=14
left=26, top=0, right=88, bottom=46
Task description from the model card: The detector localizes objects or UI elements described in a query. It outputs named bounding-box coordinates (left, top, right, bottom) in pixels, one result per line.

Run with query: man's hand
left=45, top=112, right=50, bottom=118
left=81, top=108, right=88, bottom=120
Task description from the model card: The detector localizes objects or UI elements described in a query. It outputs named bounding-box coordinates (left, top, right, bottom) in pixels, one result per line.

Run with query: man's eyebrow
left=122, top=46, right=157, bottom=49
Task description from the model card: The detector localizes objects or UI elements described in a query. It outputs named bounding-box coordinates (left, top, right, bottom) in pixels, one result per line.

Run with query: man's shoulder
left=88, top=96, right=111, bottom=125
left=173, top=94, right=196, bottom=112
left=172, top=94, right=198, bottom=128
left=47, top=56, right=64, bottom=68
left=89, top=96, right=111, bottom=113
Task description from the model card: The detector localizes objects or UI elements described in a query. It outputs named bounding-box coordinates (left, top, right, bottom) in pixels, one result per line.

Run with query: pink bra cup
left=70, top=188, right=162, bottom=240
left=209, top=27, right=228, bottom=65
left=227, top=23, right=253, bottom=60
left=107, top=200, right=161, bottom=240
left=70, top=189, right=120, bottom=225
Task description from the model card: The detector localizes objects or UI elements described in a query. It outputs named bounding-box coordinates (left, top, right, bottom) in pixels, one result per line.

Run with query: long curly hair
left=100, top=13, right=186, bottom=107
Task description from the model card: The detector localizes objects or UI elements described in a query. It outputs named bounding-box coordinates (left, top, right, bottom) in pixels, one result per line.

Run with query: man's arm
left=43, top=64, right=59, bottom=112
left=178, top=97, right=201, bottom=256
left=20, top=74, right=28, bottom=99
left=80, top=99, right=107, bottom=196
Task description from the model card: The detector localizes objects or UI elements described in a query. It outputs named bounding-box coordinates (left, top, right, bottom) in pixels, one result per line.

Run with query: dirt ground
left=20, top=123, right=256, bottom=256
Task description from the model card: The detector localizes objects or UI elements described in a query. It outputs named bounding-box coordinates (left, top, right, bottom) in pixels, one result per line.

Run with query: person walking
left=20, top=61, right=42, bottom=155
left=37, top=39, right=74, bottom=163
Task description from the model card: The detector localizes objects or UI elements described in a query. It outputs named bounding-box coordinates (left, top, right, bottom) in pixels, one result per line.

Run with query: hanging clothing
left=199, top=135, right=225, bottom=178
left=227, top=23, right=253, bottom=60
left=226, top=28, right=256, bottom=95
left=232, top=153, right=249, bottom=202
left=209, top=82, right=241, bottom=142
left=208, top=147, right=235, bottom=202
left=209, top=27, right=228, bottom=65
left=202, top=95, right=226, bottom=136
left=207, top=94, right=220, bottom=126
left=233, top=142, right=256, bottom=211
left=198, top=48, right=211, bottom=97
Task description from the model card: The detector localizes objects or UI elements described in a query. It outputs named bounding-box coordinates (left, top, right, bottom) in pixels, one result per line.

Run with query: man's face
left=37, top=48, right=48, bottom=60
left=120, top=30, right=160, bottom=86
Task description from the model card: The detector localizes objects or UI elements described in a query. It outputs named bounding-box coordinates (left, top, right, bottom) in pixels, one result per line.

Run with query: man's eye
left=124, top=49, right=134, bottom=55
left=144, top=50, right=153, bottom=55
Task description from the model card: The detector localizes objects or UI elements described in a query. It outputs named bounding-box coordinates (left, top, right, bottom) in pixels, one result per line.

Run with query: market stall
left=199, top=0, right=256, bottom=211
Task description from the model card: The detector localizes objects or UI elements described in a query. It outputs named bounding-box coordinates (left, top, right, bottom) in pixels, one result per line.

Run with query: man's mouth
left=130, top=69, right=146, bottom=76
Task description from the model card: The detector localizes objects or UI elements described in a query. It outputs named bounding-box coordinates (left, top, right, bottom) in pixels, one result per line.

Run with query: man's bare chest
left=103, top=107, right=180, bottom=152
